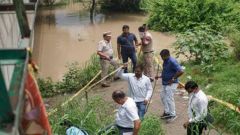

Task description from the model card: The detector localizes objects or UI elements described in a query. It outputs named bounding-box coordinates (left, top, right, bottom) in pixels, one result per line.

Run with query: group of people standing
left=97, top=24, right=209, bottom=135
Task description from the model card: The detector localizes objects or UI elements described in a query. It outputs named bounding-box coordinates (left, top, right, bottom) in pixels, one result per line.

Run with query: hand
left=155, top=75, right=161, bottom=80
left=183, top=121, right=189, bottom=129
left=105, top=56, right=111, bottom=61
left=122, top=63, right=128, bottom=69
left=168, top=78, right=175, bottom=85
left=118, top=54, right=121, bottom=60
left=144, top=100, right=149, bottom=105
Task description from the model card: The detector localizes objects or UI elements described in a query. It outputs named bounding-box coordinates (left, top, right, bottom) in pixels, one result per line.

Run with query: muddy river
left=33, top=3, right=176, bottom=81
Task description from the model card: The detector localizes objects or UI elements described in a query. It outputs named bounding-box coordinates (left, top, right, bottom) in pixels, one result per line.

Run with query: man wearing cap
left=117, top=25, right=139, bottom=73
left=97, top=32, right=119, bottom=87
left=138, top=24, right=154, bottom=82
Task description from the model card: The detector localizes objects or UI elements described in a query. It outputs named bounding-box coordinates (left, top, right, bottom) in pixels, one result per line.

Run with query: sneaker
left=160, top=113, right=171, bottom=119
left=101, top=83, right=110, bottom=87
left=166, top=115, right=178, bottom=123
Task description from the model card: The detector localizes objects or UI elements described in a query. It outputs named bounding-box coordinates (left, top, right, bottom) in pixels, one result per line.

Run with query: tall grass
left=49, top=97, right=115, bottom=134
left=49, top=97, right=165, bottom=134
left=38, top=54, right=101, bottom=97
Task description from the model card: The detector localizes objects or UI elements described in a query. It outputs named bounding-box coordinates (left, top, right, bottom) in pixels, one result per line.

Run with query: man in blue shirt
left=156, top=49, right=184, bottom=122
left=117, top=25, right=138, bottom=73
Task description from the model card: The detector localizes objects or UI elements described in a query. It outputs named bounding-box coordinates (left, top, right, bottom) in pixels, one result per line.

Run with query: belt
left=143, top=51, right=154, bottom=54
left=100, top=56, right=113, bottom=60
left=116, top=125, right=133, bottom=130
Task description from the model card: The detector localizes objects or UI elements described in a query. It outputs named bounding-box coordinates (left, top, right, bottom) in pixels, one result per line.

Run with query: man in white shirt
left=112, top=90, right=141, bottom=135
left=117, top=64, right=153, bottom=119
left=97, top=31, right=119, bottom=87
left=183, top=81, right=208, bottom=135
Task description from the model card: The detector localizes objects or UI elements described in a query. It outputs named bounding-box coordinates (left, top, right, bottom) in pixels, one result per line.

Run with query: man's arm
left=117, top=43, right=121, bottom=60
left=116, top=68, right=131, bottom=80
left=133, top=34, right=139, bottom=49
left=97, top=51, right=110, bottom=61
left=145, top=79, right=153, bottom=104
left=133, top=119, right=141, bottom=135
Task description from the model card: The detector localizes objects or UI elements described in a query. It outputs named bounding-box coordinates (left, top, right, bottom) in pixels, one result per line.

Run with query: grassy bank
left=38, top=54, right=101, bottom=97
left=49, top=97, right=165, bottom=135
left=181, top=57, right=240, bottom=134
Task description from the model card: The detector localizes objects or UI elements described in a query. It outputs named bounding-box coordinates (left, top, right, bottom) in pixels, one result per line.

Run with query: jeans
left=136, top=101, right=146, bottom=120
left=121, top=51, right=137, bottom=73
left=160, top=83, right=178, bottom=116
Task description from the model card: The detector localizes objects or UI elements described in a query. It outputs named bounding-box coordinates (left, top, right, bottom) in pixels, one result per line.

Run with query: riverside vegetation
left=140, top=0, right=240, bottom=134
left=49, top=97, right=164, bottom=134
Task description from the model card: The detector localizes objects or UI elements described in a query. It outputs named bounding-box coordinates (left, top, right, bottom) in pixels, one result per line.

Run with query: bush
left=38, top=54, right=101, bottom=97
left=141, top=0, right=240, bottom=32
left=173, top=26, right=228, bottom=73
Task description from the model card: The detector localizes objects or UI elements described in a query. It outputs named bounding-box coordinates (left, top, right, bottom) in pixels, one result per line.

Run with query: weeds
left=38, top=54, right=101, bottom=97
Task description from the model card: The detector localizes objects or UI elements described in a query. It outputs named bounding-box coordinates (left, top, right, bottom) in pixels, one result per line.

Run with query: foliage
left=139, top=115, right=164, bottom=135
left=141, top=0, right=240, bottom=32
left=37, top=77, right=58, bottom=97
left=38, top=54, right=101, bottom=97
left=228, top=30, right=240, bottom=60
left=49, top=97, right=115, bottom=134
left=181, top=57, right=240, bottom=134
left=174, top=26, right=228, bottom=73
left=101, top=0, right=143, bottom=12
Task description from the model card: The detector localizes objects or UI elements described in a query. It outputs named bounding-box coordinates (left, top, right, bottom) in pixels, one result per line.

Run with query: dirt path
left=84, top=79, right=226, bottom=135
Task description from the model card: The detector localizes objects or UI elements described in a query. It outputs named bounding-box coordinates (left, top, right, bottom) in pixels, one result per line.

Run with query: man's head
left=138, top=26, right=145, bottom=38
left=112, top=90, right=126, bottom=105
left=185, top=81, right=198, bottom=94
left=160, top=49, right=170, bottom=60
left=135, top=64, right=144, bottom=78
left=103, top=31, right=112, bottom=42
left=122, top=25, right=130, bottom=34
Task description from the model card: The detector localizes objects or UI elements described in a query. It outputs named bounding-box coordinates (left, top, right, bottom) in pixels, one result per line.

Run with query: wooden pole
left=13, top=0, right=31, bottom=38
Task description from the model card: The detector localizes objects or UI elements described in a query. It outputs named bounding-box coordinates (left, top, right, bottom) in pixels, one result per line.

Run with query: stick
left=145, top=64, right=160, bottom=113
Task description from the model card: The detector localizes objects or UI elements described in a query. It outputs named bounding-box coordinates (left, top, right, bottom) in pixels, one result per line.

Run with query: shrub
left=173, top=26, right=228, bottom=73
left=38, top=54, right=101, bottom=97
left=141, top=0, right=240, bottom=32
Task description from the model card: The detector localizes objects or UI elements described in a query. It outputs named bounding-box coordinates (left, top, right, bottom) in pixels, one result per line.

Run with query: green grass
left=181, top=57, right=240, bottom=134
left=38, top=54, right=101, bottom=97
left=49, top=97, right=165, bottom=135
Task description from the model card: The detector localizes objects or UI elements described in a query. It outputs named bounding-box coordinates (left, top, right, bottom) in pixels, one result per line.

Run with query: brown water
left=33, top=3, right=176, bottom=81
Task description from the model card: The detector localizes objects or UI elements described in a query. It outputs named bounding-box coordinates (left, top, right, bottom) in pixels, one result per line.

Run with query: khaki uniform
left=141, top=32, right=154, bottom=78
left=97, top=40, right=118, bottom=84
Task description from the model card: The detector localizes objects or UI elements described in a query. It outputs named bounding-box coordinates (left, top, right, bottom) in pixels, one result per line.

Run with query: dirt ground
left=86, top=79, right=227, bottom=135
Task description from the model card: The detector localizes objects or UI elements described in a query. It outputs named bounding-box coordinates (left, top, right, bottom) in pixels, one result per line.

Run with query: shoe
left=166, top=115, right=178, bottom=123
left=160, top=112, right=171, bottom=119
left=101, top=83, right=110, bottom=87
left=113, top=77, right=120, bottom=81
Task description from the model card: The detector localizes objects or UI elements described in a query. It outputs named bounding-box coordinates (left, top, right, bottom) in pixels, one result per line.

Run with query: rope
left=47, top=70, right=102, bottom=116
